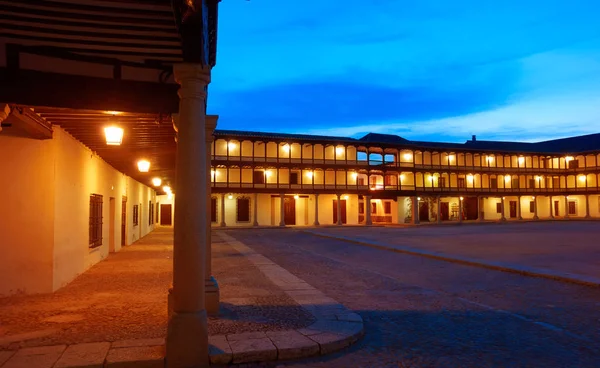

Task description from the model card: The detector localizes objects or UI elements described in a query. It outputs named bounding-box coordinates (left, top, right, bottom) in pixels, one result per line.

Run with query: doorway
left=509, top=201, right=517, bottom=218
left=463, top=197, right=478, bottom=220
left=554, top=200, right=560, bottom=216
left=419, top=201, right=429, bottom=222
left=332, top=199, right=347, bottom=224
left=109, top=198, right=116, bottom=253
left=284, top=197, right=296, bottom=225
left=440, top=202, right=450, bottom=221
left=121, top=197, right=127, bottom=246
left=160, top=204, right=173, bottom=225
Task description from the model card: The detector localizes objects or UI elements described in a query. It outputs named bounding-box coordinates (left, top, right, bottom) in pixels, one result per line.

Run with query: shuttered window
left=89, top=194, right=103, bottom=248
left=237, top=197, right=250, bottom=222
left=133, top=205, right=139, bottom=226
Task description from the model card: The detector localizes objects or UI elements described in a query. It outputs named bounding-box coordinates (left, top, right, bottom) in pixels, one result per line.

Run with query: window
left=528, top=179, right=535, bottom=189
left=384, top=175, right=393, bottom=186
left=553, top=177, right=560, bottom=189
left=496, top=203, right=502, bottom=214
left=529, top=201, right=535, bottom=213
left=133, top=204, right=139, bottom=226
left=371, top=202, right=377, bottom=214
left=89, top=194, right=103, bottom=248
left=253, top=171, right=265, bottom=184
left=148, top=201, right=153, bottom=225
left=438, top=177, right=446, bottom=188
left=384, top=201, right=391, bottom=214
left=358, top=178, right=365, bottom=186
left=290, top=172, right=299, bottom=185
left=358, top=202, right=364, bottom=214
left=568, top=160, right=579, bottom=169
left=458, top=178, right=465, bottom=188
left=211, top=197, right=217, bottom=222
left=512, top=178, right=519, bottom=189
left=568, top=201, right=576, bottom=215
left=237, top=197, right=250, bottom=222
left=490, top=178, right=498, bottom=189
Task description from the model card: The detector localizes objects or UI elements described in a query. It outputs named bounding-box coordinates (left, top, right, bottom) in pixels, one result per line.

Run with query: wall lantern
left=344, top=195, right=349, bottom=200
left=282, top=144, right=290, bottom=153
left=403, top=153, right=412, bottom=160
left=351, top=172, right=358, bottom=179
left=306, top=171, right=313, bottom=178
left=417, top=197, right=421, bottom=201
left=467, top=174, right=474, bottom=182
left=162, top=185, right=171, bottom=193
left=518, top=157, right=525, bottom=165
left=294, top=195, right=299, bottom=200
left=460, top=196, right=464, bottom=201
left=104, top=126, right=124, bottom=145
left=152, top=178, right=162, bottom=187
left=228, top=194, right=233, bottom=199
left=137, top=160, right=150, bottom=172
left=227, top=141, right=236, bottom=150
left=578, top=175, right=586, bottom=182
left=335, top=146, right=344, bottom=155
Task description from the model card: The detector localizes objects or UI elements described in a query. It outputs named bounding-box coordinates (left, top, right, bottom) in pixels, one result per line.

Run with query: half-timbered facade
left=201, top=130, right=600, bottom=226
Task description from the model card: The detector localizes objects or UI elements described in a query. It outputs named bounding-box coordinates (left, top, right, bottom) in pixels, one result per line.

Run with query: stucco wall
left=0, top=127, right=156, bottom=296
left=0, top=135, right=55, bottom=295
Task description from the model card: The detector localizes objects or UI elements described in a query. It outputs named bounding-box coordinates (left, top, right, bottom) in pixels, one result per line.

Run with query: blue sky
left=208, top=0, right=600, bottom=143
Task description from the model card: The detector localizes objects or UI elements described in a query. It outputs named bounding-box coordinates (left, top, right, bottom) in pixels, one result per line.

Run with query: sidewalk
left=0, top=227, right=363, bottom=367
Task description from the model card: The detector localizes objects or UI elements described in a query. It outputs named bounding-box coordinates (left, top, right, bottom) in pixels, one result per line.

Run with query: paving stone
left=105, top=346, right=164, bottom=368
left=208, top=335, right=232, bottom=365
left=0, top=351, right=16, bottom=366
left=298, top=321, right=362, bottom=337
left=111, top=338, right=165, bottom=349
left=54, top=342, right=110, bottom=368
left=266, top=330, right=319, bottom=360
left=335, top=312, right=363, bottom=323
left=226, top=331, right=268, bottom=342
left=307, top=332, right=353, bottom=355
left=229, top=337, right=277, bottom=364
left=2, top=345, right=66, bottom=368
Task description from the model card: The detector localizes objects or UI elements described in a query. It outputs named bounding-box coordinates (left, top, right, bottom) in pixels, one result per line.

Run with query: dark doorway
left=440, top=202, right=450, bottom=221
left=160, top=204, right=172, bottom=225
left=419, top=201, right=429, bottom=222
left=463, top=197, right=478, bottom=220
left=509, top=201, right=517, bottom=218
left=121, top=197, right=127, bottom=246
left=253, top=171, right=265, bottom=184
left=284, top=197, right=296, bottom=225
left=332, top=199, right=347, bottom=224
left=290, top=172, right=299, bottom=185
left=554, top=200, right=560, bottom=216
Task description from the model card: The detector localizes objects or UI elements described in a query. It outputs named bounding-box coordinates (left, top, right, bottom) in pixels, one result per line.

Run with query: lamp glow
left=167, top=192, right=173, bottom=200
left=399, top=174, right=405, bottom=181
left=152, top=178, right=162, bottom=187
left=486, top=156, right=494, bottom=163
left=448, top=154, right=455, bottom=161
left=306, top=171, right=313, bottom=178
left=505, top=175, right=511, bottom=182
left=162, top=185, right=171, bottom=193
left=137, top=160, right=150, bottom=172
left=403, top=153, right=412, bottom=161
left=351, top=172, right=358, bottom=179
left=467, top=174, right=474, bottom=182
left=565, top=156, right=574, bottom=162
left=294, top=195, right=299, bottom=200
left=460, top=197, right=464, bottom=201
left=344, top=195, right=349, bottom=200
left=336, top=146, right=344, bottom=155
left=228, top=194, right=233, bottom=199
left=282, top=144, right=290, bottom=153
left=417, top=197, right=421, bottom=201
left=227, top=142, right=236, bottom=150
left=579, top=175, right=586, bottom=182
left=264, top=170, right=272, bottom=178
left=104, top=126, right=124, bottom=145
left=518, top=157, right=525, bottom=165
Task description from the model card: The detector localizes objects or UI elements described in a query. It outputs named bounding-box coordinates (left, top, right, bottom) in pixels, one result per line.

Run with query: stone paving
left=308, top=221, right=600, bottom=285
left=227, top=228, right=600, bottom=368
left=0, top=228, right=364, bottom=367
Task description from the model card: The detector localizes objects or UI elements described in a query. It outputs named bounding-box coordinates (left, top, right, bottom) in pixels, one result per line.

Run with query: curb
left=304, top=230, right=600, bottom=289
left=213, top=232, right=364, bottom=365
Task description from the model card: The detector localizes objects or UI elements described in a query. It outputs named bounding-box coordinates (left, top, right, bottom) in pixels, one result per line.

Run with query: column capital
left=174, top=63, right=211, bottom=100
left=206, top=115, right=219, bottom=134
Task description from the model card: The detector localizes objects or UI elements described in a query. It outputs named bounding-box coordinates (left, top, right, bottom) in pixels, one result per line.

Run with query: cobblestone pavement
left=313, top=221, right=600, bottom=281
left=225, top=228, right=600, bottom=368
left=0, top=228, right=312, bottom=349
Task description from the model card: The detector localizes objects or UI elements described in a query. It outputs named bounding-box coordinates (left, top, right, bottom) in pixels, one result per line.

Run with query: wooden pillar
left=253, top=192, right=259, bottom=226
left=314, top=194, right=320, bottom=226
left=437, top=196, right=441, bottom=224
left=533, top=196, right=539, bottom=220
left=412, top=196, right=419, bottom=225
left=365, top=195, right=373, bottom=225
left=220, top=194, right=226, bottom=227
left=517, top=195, right=523, bottom=220
left=204, top=115, right=219, bottom=316
left=279, top=193, right=285, bottom=227
left=336, top=193, right=342, bottom=226
left=585, top=194, right=591, bottom=218
left=549, top=195, right=554, bottom=218
left=500, top=197, right=506, bottom=221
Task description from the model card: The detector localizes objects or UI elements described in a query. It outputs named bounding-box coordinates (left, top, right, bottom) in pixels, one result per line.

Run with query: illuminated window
left=89, top=194, right=103, bottom=248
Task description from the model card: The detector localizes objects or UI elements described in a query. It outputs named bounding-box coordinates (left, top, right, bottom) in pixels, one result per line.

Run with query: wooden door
left=464, top=197, right=478, bottom=220
left=109, top=198, right=116, bottom=252
left=554, top=200, right=560, bottom=216
left=160, top=204, right=172, bottom=225
left=419, top=201, right=429, bottom=221
left=284, top=197, right=296, bottom=225
left=253, top=171, right=264, bottom=184
left=568, top=201, right=576, bottom=215
left=440, top=202, right=449, bottom=221
left=332, top=199, right=347, bottom=224
left=121, top=197, right=127, bottom=246
left=509, top=201, right=517, bottom=218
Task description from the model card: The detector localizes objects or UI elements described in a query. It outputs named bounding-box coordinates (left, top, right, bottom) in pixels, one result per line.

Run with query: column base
left=533, top=215, right=539, bottom=220
left=252, top=222, right=258, bottom=227
left=166, top=310, right=209, bottom=368
left=313, top=221, right=320, bottom=226
left=205, top=276, right=220, bottom=316
left=365, top=221, right=373, bottom=226
left=220, top=222, right=226, bottom=228
left=500, top=217, right=507, bottom=222
left=279, top=223, right=285, bottom=227
left=518, top=216, right=523, bottom=220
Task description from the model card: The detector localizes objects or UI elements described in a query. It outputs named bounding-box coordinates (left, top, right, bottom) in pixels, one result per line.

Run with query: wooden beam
left=1, top=68, right=179, bottom=114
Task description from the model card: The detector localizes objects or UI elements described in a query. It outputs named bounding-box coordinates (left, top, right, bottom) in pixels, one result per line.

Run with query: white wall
left=0, top=127, right=156, bottom=296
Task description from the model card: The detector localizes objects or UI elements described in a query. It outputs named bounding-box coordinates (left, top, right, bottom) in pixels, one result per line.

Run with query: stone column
left=436, top=196, right=441, bottom=224
left=279, top=193, right=286, bottom=227
left=220, top=194, right=226, bottom=227
left=516, top=196, right=522, bottom=220
left=458, top=197, right=463, bottom=223
left=500, top=197, right=506, bottom=221
left=313, top=194, right=320, bottom=226
left=533, top=196, right=539, bottom=220
left=549, top=195, right=554, bottom=218
left=204, top=116, right=219, bottom=316
left=336, top=194, right=342, bottom=226
left=564, top=196, right=569, bottom=218
left=412, top=196, right=419, bottom=225
left=585, top=195, right=591, bottom=218
left=365, top=195, right=373, bottom=225
left=253, top=192, right=259, bottom=226
left=167, top=63, right=210, bottom=368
